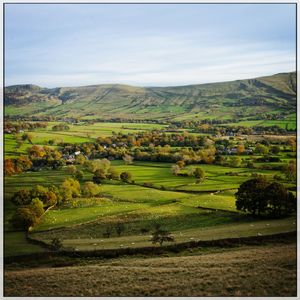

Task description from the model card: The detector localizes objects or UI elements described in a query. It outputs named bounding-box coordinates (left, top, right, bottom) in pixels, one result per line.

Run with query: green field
left=4, top=156, right=296, bottom=256
left=4, top=122, right=168, bottom=158
left=221, top=117, right=296, bottom=130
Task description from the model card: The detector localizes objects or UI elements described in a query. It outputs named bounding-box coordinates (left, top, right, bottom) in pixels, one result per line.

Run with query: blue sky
left=5, top=4, right=296, bottom=87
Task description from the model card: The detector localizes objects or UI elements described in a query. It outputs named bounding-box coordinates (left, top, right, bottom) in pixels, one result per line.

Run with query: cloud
left=5, top=5, right=295, bottom=87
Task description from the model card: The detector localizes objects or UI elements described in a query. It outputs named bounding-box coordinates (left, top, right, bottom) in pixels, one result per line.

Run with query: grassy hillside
left=5, top=243, right=296, bottom=296
left=5, top=72, right=296, bottom=121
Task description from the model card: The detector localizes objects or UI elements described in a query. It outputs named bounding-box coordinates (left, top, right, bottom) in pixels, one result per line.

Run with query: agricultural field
left=5, top=155, right=296, bottom=256
left=4, top=122, right=168, bottom=158
left=221, top=118, right=296, bottom=130
left=4, top=120, right=297, bottom=297
left=3, top=5, right=297, bottom=296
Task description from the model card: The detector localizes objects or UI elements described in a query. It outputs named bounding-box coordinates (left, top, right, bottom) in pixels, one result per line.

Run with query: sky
left=5, top=3, right=296, bottom=87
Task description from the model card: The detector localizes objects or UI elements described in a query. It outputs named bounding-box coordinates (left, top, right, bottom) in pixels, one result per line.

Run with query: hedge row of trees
left=4, top=146, right=65, bottom=175
left=4, top=121, right=48, bottom=134
left=52, top=124, right=70, bottom=131
left=10, top=179, right=101, bottom=230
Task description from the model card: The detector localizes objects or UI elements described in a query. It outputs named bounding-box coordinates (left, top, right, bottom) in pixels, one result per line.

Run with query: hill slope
left=4, top=72, right=296, bottom=121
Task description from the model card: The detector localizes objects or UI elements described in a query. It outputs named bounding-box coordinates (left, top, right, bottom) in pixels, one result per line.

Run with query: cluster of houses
left=62, top=151, right=89, bottom=164
left=218, top=148, right=253, bottom=155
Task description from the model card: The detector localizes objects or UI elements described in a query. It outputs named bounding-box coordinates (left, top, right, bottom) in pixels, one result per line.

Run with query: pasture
left=4, top=158, right=295, bottom=256
left=4, top=122, right=168, bottom=158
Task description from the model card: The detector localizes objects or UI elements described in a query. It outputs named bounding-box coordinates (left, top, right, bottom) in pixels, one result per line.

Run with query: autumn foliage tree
left=60, top=178, right=81, bottom=204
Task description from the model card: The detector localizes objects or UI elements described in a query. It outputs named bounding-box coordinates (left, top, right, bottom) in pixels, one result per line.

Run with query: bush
left=10, top=207, right=39, bottom=230
left=143, top=182, right=154, bottom=188
left=52, top=124, right=70, bottom=131
left=120, top=171, right=132, bottom=182
left=150, top=225, right=175, bottom=246
left=115, top=223, right=125, bottom=236
left=29, top=198, right=45, bottom=218
left=93, top=169, right=106, bottom=184
left=82, top=181, right=101, bottom=197
left=11, top=189, right=32, bottom=206
left=51, top=237, right=63, bottom=251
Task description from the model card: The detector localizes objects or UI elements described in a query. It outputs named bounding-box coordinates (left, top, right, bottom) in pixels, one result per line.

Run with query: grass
left=4, top=122, right=168, bottom=158
left=4, top=242, right=296, bottom=296
left=221, top=119, right=296, bottom=130
left=33, top=201, right=152, bottom=231
left=31, top=214, right=296, bottom=251
left=4, top=155, right=296, bottom=258
left=111, top=161, right=283, bottom=192
left=4, top=232, right=45, bottom=257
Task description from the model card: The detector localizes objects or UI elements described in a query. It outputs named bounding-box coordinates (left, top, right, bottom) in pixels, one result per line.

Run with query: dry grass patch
left=5, top=243, right=296, bottom=297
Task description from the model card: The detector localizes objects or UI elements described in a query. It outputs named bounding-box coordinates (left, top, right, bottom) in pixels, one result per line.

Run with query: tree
left=171, top=165, right=181, bottom=176
left=4, top=159, right=16, bottom=175
left=29, top=198, right=45, bottom=218
left=30, top=185, right=57, bottom=207
left=283, top=160, right=296, bottom=181
left=11, top=189, right=32, bottom=206
left=186, top=166, right=196, bottom=177
left=67, top=165, right=77, bottom=175
left=236, top=144, right=245, bottom=155
left=229, top=156, right=242, bottom=168
left=246, top=160, right=254, bottom=168
left=75, top=153, right=86, bottom=165
left=255, top=144, right=269, bottom=155
left=27, top=145, right=46, bottom=159
left=107, top=167, right=120, bottom=180
left=60, top=178, right=81, bottom=203
left=82, top=181, right=101, bottom=197
left=176, top=160, right=185, bottom=169
left=51, top=237, right=63, bottom=251
left=150, top=225, right=175, bottom=246
left=15, top=155, right=32, bottom=172
left=270, top=145, right=280, bottom=155
left=93, top=169, right=106, bottom=184
left=123, top=154, right=133, bottom=165
left=85, top=160, right=101, bottom=173
left=194, top=167, right=205, bottom=182
left=287, top=138, right=296, bottom=152
left=48, top=185, right=62, bottom=205
left=11, top=207, right=38, bottom=230
left=115, top=223, right=125, bottom=237
left=52, top=124, right=70, bottom=131
left=22, top=133, right=33, bottom=144
left=265, top=182, right=296, bottom=217
left=98, top=158, right=111, bottom=172
left=235, top=177, right=269, bottom=216
left=120, top=171, right=132, bottom=182
left=103, top=226, right=113, bottom=238
left=75, top=170, right=84, bottom=180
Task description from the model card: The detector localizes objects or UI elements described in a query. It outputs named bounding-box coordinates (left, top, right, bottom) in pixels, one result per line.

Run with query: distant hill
left=4, top=72, right=296, bottom=121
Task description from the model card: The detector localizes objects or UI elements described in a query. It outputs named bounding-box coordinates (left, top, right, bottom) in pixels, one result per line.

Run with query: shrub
left=115, top=223, right=125, bottom=237
left=150, top=226, right=175, bottom=246
left=120, top=171, right=132, bottom=182
left=82, top=181, right=101, bottom=197
left=51, top=237, right=63, bottom=251
left=10, top=207, right=39, bottom=230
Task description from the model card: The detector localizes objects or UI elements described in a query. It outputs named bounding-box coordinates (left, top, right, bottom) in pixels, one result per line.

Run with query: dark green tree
left=265, top=182, right=296, bottom=217
left=235, top=177, right=269, bottom=216
left=150, top=225, right=175, bottom=246
left=92, top=169, right=106, bottom=184
left=120, top=171, right=132, bottom=182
